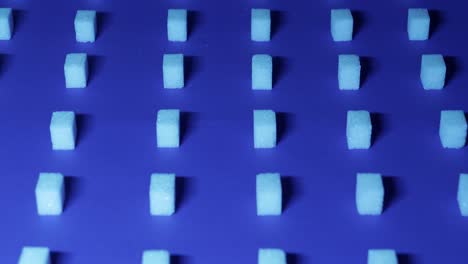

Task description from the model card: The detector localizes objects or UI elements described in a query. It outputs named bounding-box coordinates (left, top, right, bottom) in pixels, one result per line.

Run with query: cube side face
left=368, top=249, right=398, bottom=264
left=420, top=54, right=446, bottom=90
left=50, top=112, right=77, bottom=150
left=408, top=9, right=430, bottom=41
left=338, top=55, right=361, bottom=90
left=440, top=110, right=467, bottom=149
left=75, top=10, right=97, bottom=43
left=64, top=53, right=88, bottom=88
left=258, top=249, right=286, bottom=264
left=150, top=174, right=176, bottom=216
left=253, top=110, right=276, bottom=148
left=256, top=173, right=282, bottom=215
left=0, top=8, right=12, bottom=40
left=35, top=173, right=65, bottom=215
left=346, top=111, right=372, bottom=149
left=356, top=173, right=384, bottom=215
left=168, top=9, right=187, bottom=42
left=142, top=250, right=170, bottom=264
left=331, top=9, right=353, bottom=41
left=18, top=247, right=50, bottom=264
left=156, top=110, right=180, bottom=148
left=163, top=54, right=184, bottom=89
left=458, top=174, right=468, bottom=216
left=252, top=55, right=273, bottom=90
left=251, top=9, right=271, bottom=42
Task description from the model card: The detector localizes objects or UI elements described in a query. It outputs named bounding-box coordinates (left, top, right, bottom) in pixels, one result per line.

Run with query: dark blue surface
left=0, top=0, right=467, bottom=263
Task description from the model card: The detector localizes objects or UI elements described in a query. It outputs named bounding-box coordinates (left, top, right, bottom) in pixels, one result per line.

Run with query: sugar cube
left=75, top=10, right=96, bottom=43
left=64, top=53, right=88, bottom=88
left=258, top=248, right=286, bottom=264
left=356, top=173, right=384, bottom=215
left=142, top=250, right=170, bottom=264
left=18, top=247, right=50, bottom=264
left=420, top=54, right=446, bottom=90
left=251, top=9, right=271, bottom=42
left=439, top=110, right=467, bottom=149
left=150, top=173, right=176, bottom=216
left=253, top=110, right=276, bottom=148
left=408, top=8, right=430, bottom=41
left=368, top=249, right=398, bottom=264
left=0, top=8, right=12, bottom=40
left=331, top=9, right=353, bottom=41
left=339, top=54, right=361, bottom=90
left=168, top=9, right=187, bottom=42
left=50, top=111, right=77, bottom=150
left=458, top=174, right=468, bottom=216
left=252, top=54, right=273, bottom=90
left=347, top=110, right=372, bottom=149
left=163, top=54, right=184, bottom=89
left=156, top=109, right=180, bottom=148
left=35, top=173, right=65, bottom=216
left=256, top=173, right=282, bottom=216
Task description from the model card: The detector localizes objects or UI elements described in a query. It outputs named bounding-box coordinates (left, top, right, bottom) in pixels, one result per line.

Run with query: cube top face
left=51, top=111, right=76, bottom=128
left=76, top=10, right=96, bottom=21
left=256, top=173, right=282, bottom=215
left=65, top=53, right=87, bottom=67
left=408, top=8, right=429, bottom=20
left=0, top=7, right=12, bottom=16
left=258, top=248, right=286, bottom=264
left=422, top=54, right=444, bottom=67
left=254, top=109, right=275, bottom=124
left=168, top=9, right=187, bottom=20
left=347, top=110, right=371, bottom=125
left=253, top=54, right=272, bottom=64
left=36, top=173, right=64, bottom=191
left=51, top=111, right=76, bottom=129
left=367, top=249, right=398, bottom=264
left=339, top=54, right=359, bottom=64
left=150, top=173, right=176, bottom=191
left=142, top=250, right=170, bottom=264
left=163, top=54, right=183, bottom=65
left=18, top=247, right=50, bottom=264
left=331, top=9, right=353, bottom=41
left=157, top=109, right=180, bottom=124
left=441, top=110, right=466, bottom=127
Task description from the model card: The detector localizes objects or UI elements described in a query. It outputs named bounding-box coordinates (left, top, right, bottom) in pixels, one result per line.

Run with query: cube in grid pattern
left=74, top=10, right=97, bottom=43
left=253, top=110, right=276, bottom=148
left=64, top=53, right=88, bottom=88
left=150, top=173, right=176, bottom=216
left=251, top=9, right=271, bottom=42
left=50, top=111, right=77, bottom=150
left=156, top=109, right=180, bottom=148
left=0, top=8, right=13, bottom=40
left=35, top=173, right=65, bottom=216
left=168, top=9, right=187, bottom=42
left=18, top=247, right=50, bottom=264
left=356, top=173, right=384, bottom=215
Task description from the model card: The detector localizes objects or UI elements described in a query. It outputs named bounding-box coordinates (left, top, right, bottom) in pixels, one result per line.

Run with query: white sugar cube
left=150, top=173, right=176, bottom=216
left=50, top=111, right=77, bottom=150
left=256, top=173, right=282, bottom=216
left=156, top=109, right=180, bottom=148
left=356, top=173, right=384, bottom=215
left=253, top=110, right=276, bottom=148
left=35, top=173, right=65, bottom=216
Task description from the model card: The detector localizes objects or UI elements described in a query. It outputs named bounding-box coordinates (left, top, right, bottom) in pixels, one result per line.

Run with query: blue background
left=0, top=0, right=467, bottom=263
